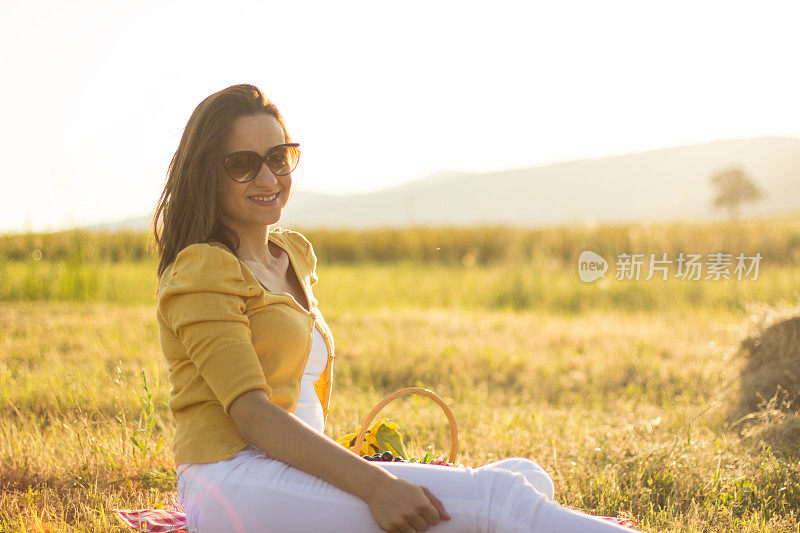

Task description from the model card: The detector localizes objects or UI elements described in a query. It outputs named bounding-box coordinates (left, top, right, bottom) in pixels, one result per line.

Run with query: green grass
left=0, top=259, right=156, bottom=304
left=3, top=214, right=800, bottom=266
left=1, top=257, right=799, bottom=317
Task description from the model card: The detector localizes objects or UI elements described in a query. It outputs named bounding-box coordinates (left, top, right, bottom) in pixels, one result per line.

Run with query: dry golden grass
left=2, top=298, right=799, bottom=531
left=2, top=218, right=800, bottom=531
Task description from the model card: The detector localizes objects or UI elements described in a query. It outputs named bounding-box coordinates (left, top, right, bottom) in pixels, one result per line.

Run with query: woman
left=152, top=83, right=636, bottom=533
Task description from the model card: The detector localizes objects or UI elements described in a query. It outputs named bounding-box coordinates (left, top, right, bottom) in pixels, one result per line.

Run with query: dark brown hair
left=150, top=84, right=291, bottom=278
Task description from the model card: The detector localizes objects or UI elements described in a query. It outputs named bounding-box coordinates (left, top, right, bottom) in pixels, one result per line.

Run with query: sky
left=1, top=0, right=799, bottom=233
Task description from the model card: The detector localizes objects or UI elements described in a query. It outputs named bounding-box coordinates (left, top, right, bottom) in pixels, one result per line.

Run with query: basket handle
left=353, top=387, right=458, bottom=463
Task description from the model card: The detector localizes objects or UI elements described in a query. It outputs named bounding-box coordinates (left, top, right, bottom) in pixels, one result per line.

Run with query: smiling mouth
left=249, top=192, right=280, bottom=205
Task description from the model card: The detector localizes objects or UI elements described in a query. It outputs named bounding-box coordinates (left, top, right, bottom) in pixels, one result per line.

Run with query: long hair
left=150, top=84, right=292, bottom=278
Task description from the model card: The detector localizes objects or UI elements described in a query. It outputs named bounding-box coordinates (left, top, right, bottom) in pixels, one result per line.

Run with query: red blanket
left=112, top=506, right=638, bottom=532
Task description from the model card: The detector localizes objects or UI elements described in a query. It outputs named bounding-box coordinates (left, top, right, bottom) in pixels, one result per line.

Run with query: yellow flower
left=362, top=433, right=380, bottom=455
left=336, top=418, right=409, bottom=458
left=335, top=429, right=379, bottom=455
left=368, top=418, right=390, bottom=434
left=336, top=418, right=409, bottom=460
left=336, top=433, right=357, bottom=448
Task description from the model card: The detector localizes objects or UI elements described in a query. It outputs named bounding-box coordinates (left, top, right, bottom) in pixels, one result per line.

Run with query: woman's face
left=218, top=113, right=292, bottom=231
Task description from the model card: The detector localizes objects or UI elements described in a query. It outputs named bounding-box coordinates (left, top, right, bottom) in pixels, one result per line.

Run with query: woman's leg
left=476, top=457, right=555, bottom=501
left=178, top=447, right=381, bottom=532
left=377, top=460, right=635, bottom=532
left=177, top=446, right=636, bottom=532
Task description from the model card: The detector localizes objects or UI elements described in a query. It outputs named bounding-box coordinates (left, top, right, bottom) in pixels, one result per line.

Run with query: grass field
left=1, top=220, right=800, bottom=531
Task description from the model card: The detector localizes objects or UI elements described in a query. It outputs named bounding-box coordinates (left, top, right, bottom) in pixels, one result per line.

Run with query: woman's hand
left=229, top=390, right=451, bottom=531
left=364, top=476, right=451, bottom=532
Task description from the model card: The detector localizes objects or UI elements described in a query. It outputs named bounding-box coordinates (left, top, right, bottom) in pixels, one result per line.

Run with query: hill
left=93, top=137, right=800, bottom=230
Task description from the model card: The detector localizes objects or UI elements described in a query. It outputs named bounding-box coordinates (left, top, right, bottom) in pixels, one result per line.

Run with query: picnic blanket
left=112, top=506, right=639, bottom=532
left=113, top=507, right=186, bottom=532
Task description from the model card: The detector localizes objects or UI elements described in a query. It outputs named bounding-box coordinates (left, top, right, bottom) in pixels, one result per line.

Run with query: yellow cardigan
left=156, top=227, right=335, bottom=465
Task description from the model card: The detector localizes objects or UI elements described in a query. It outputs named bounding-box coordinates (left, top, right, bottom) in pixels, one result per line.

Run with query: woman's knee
left=480, top=457, right=555, bottom=501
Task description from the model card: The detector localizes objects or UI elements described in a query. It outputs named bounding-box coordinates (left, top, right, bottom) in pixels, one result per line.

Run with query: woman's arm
left=229, top=389, right=450, bottom=533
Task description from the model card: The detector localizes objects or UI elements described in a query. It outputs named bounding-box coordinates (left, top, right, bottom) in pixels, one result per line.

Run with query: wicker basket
left=353, top=387, right=459, bottom=463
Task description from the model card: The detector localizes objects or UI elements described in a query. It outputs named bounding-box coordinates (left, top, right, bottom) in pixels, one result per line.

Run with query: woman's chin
left=260, top=213, right=282, bottom=226
left=230, top=213, right=284, bottom=230
left=250, top=205, right=285, bottom=226
left=224, top=202, right=288, bottom=229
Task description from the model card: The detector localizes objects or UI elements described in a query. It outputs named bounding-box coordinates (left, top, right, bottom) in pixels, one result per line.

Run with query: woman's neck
left=225, top=221, right=278, bottom=265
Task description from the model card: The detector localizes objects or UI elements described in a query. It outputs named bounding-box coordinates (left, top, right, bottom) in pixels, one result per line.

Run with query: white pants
left=177, top=445, right=635, bottom=533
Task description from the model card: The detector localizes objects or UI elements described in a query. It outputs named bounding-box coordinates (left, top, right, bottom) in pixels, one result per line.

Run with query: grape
left=361, top=450, right=411, bottom=463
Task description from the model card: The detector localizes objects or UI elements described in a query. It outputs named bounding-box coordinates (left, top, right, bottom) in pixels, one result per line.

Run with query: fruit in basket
left=360, top=450, right=406, bottom=463
left=357, top=449, right=453, bottom=466
left=410, top=452, right=454, bottom=467
left=337, top=417, right=454, bottom=465
left=430, top=454, right=455, bottom=466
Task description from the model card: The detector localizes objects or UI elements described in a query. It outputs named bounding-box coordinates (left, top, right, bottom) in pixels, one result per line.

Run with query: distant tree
left=710, top=167, right=765, bottom=218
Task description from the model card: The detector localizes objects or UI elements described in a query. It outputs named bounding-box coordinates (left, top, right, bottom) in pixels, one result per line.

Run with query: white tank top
left=292, top=324, right=328, bottom=433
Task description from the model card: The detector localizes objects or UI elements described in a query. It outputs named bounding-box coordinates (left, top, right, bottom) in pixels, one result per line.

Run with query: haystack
left=730, top=305, right=800, bottom=457
left=736, top=305, right=800, bottom=414
left=736, top=390, right=800, bottom=458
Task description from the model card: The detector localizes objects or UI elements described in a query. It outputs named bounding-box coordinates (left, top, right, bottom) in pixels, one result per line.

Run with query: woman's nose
left=253, top=162, right=279, bottom=186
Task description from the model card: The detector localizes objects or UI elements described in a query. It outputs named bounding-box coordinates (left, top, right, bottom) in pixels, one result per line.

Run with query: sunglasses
left=222, top=143, right=301, bottom=182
